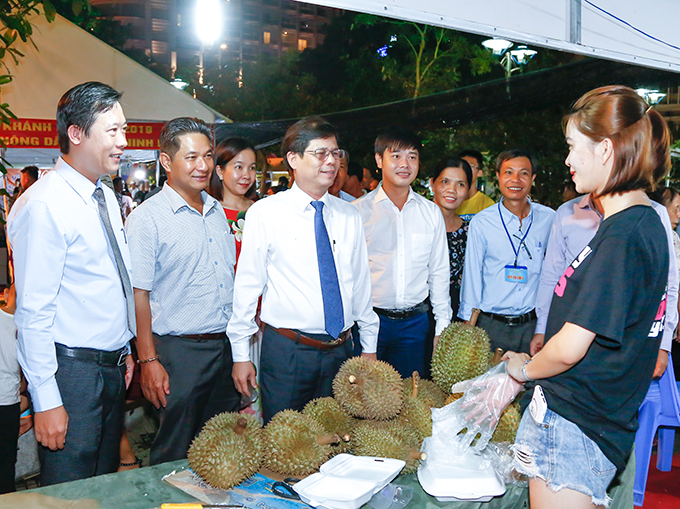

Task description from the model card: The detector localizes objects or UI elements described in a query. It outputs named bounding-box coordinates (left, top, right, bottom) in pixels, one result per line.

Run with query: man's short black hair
left=159, top=117, right=212, bottom=159
left=347, top=161, right=363, bottom=180
left=57, top=82, right=123, bottom=155
left=20, top=165, right=39, bottom=181
left=281, top=116, right=339, bottom=170
left=374, top=127, right=422, bottom=155
left=113, top=177, right=124, bottom=186
left=496, top=149, right=537, bottom=175
left=457, top=149, right=484, bottom=170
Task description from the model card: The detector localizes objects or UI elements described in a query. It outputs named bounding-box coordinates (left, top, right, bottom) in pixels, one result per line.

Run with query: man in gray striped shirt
left=126, top=118, right=239, bottom=464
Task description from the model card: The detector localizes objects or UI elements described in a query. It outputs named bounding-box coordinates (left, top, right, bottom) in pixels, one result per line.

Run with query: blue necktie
left=311, top=201, right=344, bottom=339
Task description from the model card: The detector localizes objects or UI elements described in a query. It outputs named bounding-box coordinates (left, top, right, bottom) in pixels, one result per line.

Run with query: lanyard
left=498, top=199, right=533, bottom=267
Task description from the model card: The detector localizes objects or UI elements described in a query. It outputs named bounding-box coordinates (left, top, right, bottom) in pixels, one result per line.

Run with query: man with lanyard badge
left=458, top=149, right=555, bottom=354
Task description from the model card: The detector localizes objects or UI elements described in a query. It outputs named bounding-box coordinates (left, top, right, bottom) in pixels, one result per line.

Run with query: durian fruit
left=333, top=357, right=403, bottom=420
left=402, top=375, right=447, bottom=408
left=352, top=420, right=426, bottom=474
left=303, top=397, right=355, bottom=454
left=490, top=402, right=522, bottom=444
left=397, top=372, right=432, bottom=439
left=398, top=395, right=432, bottom=440
left=187, top=413, right=263, bottom=490
left=264, top=410, right=341, bottom=476
left=431, top=322, right=491, bottom=393
left=444, top=392, right=463, bottom=406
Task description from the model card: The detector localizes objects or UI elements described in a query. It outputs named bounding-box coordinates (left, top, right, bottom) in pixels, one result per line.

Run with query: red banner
left=0, top=118, right=164, bottom=150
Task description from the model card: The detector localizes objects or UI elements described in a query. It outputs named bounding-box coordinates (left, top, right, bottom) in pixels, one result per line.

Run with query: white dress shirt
left=8, top=158, right=132, bottom=412
left=534, top=195, right=678, bottom=351
left=227, top=183, right=379, bottom=362
left=352, top=185, right=452, bottom=335
left=458, top=199, right=555, bottom=321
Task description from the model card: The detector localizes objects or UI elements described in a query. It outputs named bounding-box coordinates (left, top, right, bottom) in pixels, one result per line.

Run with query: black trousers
left=150, top=334, right=240, bottom=465
left=476, top=313, right=535, bottom=355
left=260, top=325, right=352, bottom=423
left=39, top=352, right=126, bottom=486
left=0, top=402, right=20, bottom=494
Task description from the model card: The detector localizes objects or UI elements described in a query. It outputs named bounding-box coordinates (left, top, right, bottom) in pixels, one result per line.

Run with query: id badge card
left=505, top=265, right=528, bottom=284
left=529, top=385, right=548, bottom=424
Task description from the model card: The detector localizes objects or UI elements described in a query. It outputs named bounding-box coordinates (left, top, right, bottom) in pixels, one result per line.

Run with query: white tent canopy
left=0, top=12, right=228, bottom=123
left=306, top=0, right=680, bottom=73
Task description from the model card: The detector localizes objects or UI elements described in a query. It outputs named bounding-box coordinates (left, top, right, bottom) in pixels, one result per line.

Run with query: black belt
left=55, top=343, right=127, bottom=367
left=180, top=332, right=227, bottom=340
left=374, top=298, right=430, bottom=320
left=481, top=309, right=537, bottom=327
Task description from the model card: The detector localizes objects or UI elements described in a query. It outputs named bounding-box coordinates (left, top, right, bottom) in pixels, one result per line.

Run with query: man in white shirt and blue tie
left=8, top=82, right=135, bottom=485
left=353, top=127, right=451, bottom=378
left=228, top=117, right=379, bottom=423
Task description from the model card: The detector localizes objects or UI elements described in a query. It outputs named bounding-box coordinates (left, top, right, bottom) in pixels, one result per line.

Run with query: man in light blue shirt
left=126, top=118, right=239, bottom=464
left=8, top=82, right=134, bottom=485
left=459, top=149, right=555, bottom=354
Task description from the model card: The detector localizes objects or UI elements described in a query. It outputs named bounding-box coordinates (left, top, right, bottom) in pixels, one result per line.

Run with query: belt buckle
left=117, top=350, right=127, bottom=366
left=507, top=315, right=520, bottom=326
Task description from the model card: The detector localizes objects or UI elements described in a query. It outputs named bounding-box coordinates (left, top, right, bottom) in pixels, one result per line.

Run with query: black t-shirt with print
left=541, top=205, right=668, bottom=471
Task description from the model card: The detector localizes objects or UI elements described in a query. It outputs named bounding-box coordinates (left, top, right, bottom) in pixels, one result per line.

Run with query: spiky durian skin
left=263, top=410, right=333, bottom=476
left=201, top=412, right=262, bottom=436
left=402, top=377, right=447, bottom=408
left=187, top=414, right=264, bottom=490
left=352, top=420, right=423, bottom=474
left=490, top=402, right=522, bottom=444
left=431, top=323, right=491, bottom=392
left=303, top=397, right=355, bottom=454
left=333, top=357, right=403, bottom=420
left=397, top=396, right=432, bottom=440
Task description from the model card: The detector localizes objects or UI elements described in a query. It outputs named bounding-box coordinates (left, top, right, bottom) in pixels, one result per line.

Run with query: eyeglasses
left=305, top=148, right=346, bottom=161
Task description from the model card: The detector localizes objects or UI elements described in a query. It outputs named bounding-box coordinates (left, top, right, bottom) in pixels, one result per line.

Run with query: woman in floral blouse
left=430, top=158, right=473, bottom=317
left=208, top=138, right=257, bottom=267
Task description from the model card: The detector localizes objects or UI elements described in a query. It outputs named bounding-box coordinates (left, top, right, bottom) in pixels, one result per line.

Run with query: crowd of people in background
left=0, top=81, right=677, bottom=509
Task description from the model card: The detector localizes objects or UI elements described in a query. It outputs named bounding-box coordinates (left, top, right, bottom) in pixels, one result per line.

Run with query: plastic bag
left=485, top=442, right=528, bottom=487
left=431, top=362, right=523, bottom=454
left=367, top=483, right=413, bottom=509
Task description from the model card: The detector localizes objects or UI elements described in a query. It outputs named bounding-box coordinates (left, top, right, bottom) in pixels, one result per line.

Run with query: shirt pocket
left=334, top=242, right=355, bottom=283
left=411, top=233, right=432, bottom=265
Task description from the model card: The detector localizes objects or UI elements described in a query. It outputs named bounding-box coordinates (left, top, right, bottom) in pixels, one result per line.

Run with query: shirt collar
left=289, top=182, right=332, bottom=212
left=499, top=197, right=534, bottom=225
left=54, top=157, right=99, bottom=204
left=576, top=193, right=604, bottom=218
left=161, top=183, right=218, bottom=215
left=374, top=182, right=416, bottom=207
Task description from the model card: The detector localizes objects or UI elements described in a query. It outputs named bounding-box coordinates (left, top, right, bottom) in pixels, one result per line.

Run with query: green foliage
left=352, top=14, right=493, bottom=98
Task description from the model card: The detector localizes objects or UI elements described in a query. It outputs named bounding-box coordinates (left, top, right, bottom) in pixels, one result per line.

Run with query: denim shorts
left=513, top=403, right=617, bottom=507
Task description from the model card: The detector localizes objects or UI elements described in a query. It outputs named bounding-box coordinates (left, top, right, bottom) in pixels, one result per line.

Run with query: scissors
left=270, top=477, right=301, bottom=500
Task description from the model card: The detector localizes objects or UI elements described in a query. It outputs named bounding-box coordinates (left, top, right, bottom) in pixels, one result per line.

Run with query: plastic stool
left=633, top=353, right=680, bottom=506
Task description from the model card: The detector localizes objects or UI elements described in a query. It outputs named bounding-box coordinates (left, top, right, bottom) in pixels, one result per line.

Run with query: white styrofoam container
left=417, top=459, right=506, bottom=502
left=293, top=454, right=406, bottom=509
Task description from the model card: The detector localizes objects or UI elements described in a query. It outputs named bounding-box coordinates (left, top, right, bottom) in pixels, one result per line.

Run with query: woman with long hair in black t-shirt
left=500, top=86, right=671, bottom=508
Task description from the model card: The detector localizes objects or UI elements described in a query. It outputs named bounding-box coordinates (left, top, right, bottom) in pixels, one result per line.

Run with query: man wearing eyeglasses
left=455, top=149, right=495, bottom=221
left=458, top=149, right=555, bottom=354
left=227, top=116, right=379, bottom=423
left=353, top=127, right=451, bottom=378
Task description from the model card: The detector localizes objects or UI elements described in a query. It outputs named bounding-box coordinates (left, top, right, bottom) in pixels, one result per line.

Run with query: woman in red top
left=208, top=138, right=257, bottom=264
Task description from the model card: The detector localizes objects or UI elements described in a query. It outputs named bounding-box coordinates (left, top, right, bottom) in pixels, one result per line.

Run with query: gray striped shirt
left=126, top=184, right=235, bottom=335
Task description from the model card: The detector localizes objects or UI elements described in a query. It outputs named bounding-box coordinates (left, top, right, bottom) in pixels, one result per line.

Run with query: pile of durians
left=187, top=322, right=521, bottom=490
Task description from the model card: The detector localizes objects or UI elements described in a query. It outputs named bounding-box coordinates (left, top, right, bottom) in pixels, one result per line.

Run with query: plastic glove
left=435, top=362, right=524, bottom=454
